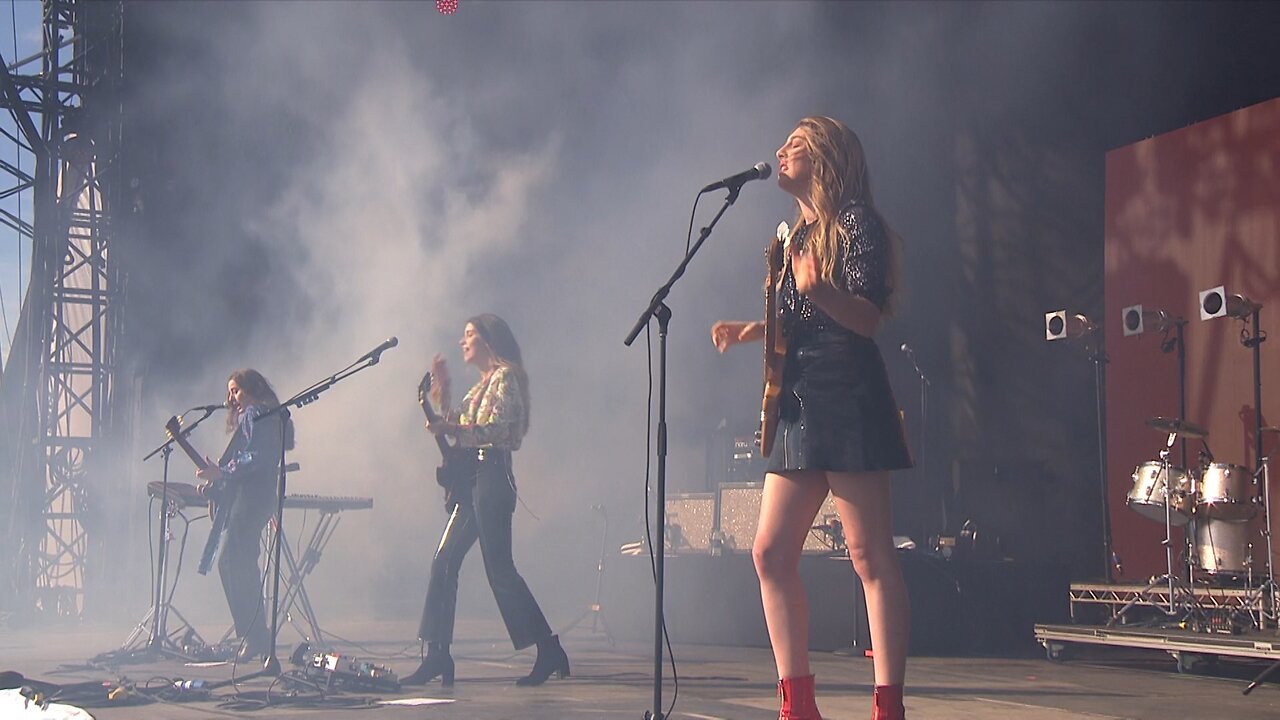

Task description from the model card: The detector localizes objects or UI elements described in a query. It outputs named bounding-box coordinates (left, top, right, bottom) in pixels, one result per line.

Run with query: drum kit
left=1125, top=416, right=1273, bottom=593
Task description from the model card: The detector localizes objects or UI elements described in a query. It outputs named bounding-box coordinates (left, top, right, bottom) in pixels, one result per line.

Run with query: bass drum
left=1193, top=518, right=1257, bottom=580
left=1196, top=462, right=1257, bottom=521
left=1126, top=462, right=1193, bottom=525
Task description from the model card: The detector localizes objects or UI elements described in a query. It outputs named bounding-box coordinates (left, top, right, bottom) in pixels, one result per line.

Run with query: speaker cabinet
left=664, top=492, right=715, bottom=553
left=717, top=482, right=842, bottom=554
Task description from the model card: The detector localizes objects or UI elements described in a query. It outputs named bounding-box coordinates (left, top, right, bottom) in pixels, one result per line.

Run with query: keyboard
left=283, top=494, right=374, bottom=512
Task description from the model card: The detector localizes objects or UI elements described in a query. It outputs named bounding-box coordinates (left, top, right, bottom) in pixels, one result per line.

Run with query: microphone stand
left=1086, top=332, right=1115, bottom=584
left=902, top=347, right=930, bottom=540
left=1240, top=305, right=1273, bottom=695
left=110, top=408, right=222, bottom=663
left=226, top=348, right=392, bottom=681
left=624, top=184, right=745, bottom=720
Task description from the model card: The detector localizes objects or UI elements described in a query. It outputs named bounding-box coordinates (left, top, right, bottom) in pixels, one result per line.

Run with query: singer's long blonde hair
left=791, top=116, right=901, bottom=312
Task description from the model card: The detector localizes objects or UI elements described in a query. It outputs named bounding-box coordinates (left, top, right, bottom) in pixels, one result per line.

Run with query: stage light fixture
left=1045, top=310, right=1095, bottom=341
left=1199, top=285, right=1260, bottom=321
left=1121, top=304, right=1172, bottom=337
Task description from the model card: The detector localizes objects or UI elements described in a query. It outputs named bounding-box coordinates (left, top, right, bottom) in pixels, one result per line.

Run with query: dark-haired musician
left=194, top=368, right=295, bottom=661
left=405, top=313, right=568, bottom=688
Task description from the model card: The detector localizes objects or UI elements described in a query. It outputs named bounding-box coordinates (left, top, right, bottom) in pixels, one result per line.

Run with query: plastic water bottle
left=176, top=679, right=207, bottom=691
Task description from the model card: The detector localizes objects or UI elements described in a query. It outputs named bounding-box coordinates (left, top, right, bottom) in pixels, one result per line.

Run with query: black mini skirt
left=765, top=328, right=913, bottom=474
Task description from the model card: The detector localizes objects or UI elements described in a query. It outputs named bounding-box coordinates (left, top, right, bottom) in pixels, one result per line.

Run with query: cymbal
left=1145, top=416, right=1208, bottom=438
left=1262, top=426, right=1280, bottom=434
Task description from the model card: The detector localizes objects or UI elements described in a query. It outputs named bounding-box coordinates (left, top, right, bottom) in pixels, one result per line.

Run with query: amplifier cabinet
left=664, top=492, right=715, bottom=553
left=717, top=482, right=842, bottom=554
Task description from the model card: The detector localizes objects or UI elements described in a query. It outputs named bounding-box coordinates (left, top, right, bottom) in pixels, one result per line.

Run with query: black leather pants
left=418, top=449, right=553, bottom=650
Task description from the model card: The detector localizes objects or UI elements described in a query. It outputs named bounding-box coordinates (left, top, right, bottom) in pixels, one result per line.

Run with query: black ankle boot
left=516, top=635, right=570, bottom=686
left=402, top=643, right=455, bottom=687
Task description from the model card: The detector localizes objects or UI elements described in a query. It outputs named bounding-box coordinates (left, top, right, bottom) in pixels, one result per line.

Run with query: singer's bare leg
left=753, top=470, right=831, bottom=678
left=829, top=470, right=908, bottom=686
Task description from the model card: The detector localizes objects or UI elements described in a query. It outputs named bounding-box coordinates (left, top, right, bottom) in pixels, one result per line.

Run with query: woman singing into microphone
left=711, top=116, right=913, bottom=720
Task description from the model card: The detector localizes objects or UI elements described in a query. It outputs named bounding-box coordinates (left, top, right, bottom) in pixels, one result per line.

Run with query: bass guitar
left=418, top=371, right=476, bottom=510
left=758, top=221, right=790, bottom=457
left=164, top=415, right=235, bottom=575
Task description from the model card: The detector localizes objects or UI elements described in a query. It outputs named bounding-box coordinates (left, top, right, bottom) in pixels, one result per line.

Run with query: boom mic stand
left=228, top=340, right=397, bottom=681
left=624, top=182, right=747, bottom=720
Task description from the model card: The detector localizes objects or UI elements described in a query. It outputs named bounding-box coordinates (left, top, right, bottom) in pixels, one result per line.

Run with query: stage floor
left=3, top=617, right=1278, bottom=719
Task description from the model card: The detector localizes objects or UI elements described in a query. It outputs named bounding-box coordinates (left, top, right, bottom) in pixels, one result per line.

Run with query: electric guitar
left=418, top=371, right=476, bottom=510
left=164, top=415, right=235, bottom=575
left=759, top=221, right=790, bottom=457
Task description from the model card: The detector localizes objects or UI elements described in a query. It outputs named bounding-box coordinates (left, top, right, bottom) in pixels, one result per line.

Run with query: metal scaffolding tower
left=0, top=0, right=124, bottom=618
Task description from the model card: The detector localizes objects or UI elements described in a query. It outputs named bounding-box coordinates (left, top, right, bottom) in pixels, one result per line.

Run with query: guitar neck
left=420, top=402, right=454, bottom=455
left=171, top=432, right=212, bottom=471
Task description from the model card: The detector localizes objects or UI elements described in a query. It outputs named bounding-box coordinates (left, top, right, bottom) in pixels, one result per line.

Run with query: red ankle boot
left=872, top=684, right=905, bottom=720
left=777, top=674, right=822, bottom=720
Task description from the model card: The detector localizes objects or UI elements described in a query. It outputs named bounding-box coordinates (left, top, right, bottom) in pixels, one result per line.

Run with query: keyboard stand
left=275, top=510, right=345, bottom=644
left=222, top=511, right=342, bottom=647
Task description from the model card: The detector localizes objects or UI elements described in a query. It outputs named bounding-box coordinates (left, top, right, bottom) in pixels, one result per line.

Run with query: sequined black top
left=779, top=201, right=891, bottom=338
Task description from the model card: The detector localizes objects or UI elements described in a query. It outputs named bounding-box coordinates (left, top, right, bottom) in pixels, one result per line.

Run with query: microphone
left=900, top=342, right=928, bottom=384
left=362, top=336, right=399, bottom=363
left=701, top=162, right=772, bottom=193
left=188, top=403, right=226, bottom=413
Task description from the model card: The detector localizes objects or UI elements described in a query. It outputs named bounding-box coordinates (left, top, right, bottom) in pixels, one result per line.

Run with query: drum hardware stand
left=560, top=503, right=616, bottom=645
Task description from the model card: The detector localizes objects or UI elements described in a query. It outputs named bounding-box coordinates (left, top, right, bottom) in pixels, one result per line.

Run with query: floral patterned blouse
left=447, top=365, right=527, bottom=451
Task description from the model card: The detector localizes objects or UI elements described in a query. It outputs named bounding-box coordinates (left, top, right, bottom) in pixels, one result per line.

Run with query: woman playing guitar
left=192, top=368, right=295, bottom=662
left=404, top=313, right=569, bottom=688
left=710, top=117, right=913, bottom=720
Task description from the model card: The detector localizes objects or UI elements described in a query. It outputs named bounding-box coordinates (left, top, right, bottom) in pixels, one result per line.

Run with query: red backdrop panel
left=1104, top=97, right=1280, bottom=579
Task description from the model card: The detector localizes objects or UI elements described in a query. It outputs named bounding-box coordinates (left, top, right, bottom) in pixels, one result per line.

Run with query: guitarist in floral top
left=195, top=368, right=294, bottom=661
left=404, top=313, right=569, bottom=688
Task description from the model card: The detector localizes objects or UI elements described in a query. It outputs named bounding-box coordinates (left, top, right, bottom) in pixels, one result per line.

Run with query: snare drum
left=1126, top=462, right=1193, bottom=525
left=1194, top=517, right=1257, bottom=579
left=1196, top=462, right=1256, bottom=521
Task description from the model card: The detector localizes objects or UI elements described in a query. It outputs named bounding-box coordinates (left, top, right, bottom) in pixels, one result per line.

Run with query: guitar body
left=759, top=230, right=789, bottom=458
left=419, top=372, right=476, bottom=510
left=164, top=415, right=237, bottom=575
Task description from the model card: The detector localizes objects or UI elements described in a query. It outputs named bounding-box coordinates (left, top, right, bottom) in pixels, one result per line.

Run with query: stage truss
left=0, top=0, right=125, bottom=618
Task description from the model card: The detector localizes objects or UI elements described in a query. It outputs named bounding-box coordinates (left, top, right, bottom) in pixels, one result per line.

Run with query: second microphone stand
left=226, top=346, right=394, bottom=681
